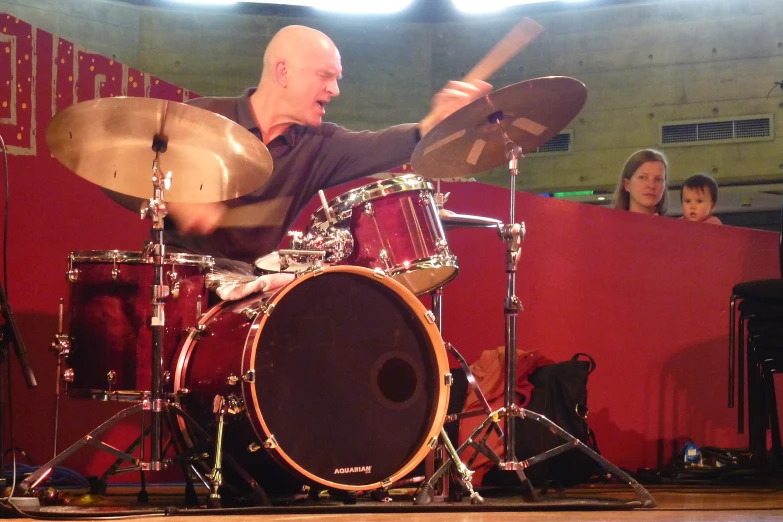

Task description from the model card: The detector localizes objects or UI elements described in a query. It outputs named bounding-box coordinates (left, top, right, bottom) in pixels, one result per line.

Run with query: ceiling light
left=311, top=0, right=414, bottom=13
left=169, top=0, right=414, bottom=12
left=452, top=0, right=586, bottom=13
left=169, top=0, right=238, bottom=4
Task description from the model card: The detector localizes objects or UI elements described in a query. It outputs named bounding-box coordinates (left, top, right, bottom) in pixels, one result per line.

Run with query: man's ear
left=276, top=61, right=288, bottom=87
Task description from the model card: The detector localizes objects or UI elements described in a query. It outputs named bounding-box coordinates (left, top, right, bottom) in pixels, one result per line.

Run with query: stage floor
left=6, top=484, right=783, bottom=521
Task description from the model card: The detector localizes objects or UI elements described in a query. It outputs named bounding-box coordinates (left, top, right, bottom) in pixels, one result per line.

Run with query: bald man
left=164, top=25, right=491, bottom=265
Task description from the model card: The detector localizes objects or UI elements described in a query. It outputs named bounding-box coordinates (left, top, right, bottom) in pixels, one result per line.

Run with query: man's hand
left=167, top=201, right=227, bottom=235
left=418, top=79, right=493, bottom=138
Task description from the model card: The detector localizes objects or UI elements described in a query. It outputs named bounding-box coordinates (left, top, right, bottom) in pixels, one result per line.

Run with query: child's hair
left=680, top=173, right=719, bottom=203
left=612, top=148, right=670, bottom=214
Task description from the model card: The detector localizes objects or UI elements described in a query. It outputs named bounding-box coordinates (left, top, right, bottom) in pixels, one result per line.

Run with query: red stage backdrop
left=1, top=12, right=780, bottom=482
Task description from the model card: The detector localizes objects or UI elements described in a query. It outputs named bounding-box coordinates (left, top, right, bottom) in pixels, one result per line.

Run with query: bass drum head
left=247, top=266, right=449, bottom=490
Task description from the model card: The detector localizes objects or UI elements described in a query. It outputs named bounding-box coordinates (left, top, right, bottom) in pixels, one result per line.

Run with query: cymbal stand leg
left=417, top=290, right=482, bottom=504
left=426, top=288, right=448, bottom=499
left=167, top=402, right=270, bottom=506
left=439, top=428, right=483, bottom=504
left=138, top=407, right=149, bottom=503
left=17, top=403, right=145, bottom=494
left=207, top=396, right=228, bottom=509
left=49, top=298, right=69, bottom=459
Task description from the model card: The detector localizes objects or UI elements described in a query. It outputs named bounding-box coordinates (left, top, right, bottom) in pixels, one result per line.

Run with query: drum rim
left=252, top=251, right=311, bottom=275
left=244, top=265, right=450, bottom=491
left=389, top=255, right=460, bottom=295
left=69, top=249, right=214, bottom=267
left=310, top=174, right=433, bottom=228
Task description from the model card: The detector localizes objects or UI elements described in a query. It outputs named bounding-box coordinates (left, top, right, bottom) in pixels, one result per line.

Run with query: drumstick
left=462, top=18, right=545, bottom=82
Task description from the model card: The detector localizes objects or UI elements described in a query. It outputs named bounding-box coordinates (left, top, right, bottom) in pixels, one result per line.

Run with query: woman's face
left=623, top=161, right=666, bottom=214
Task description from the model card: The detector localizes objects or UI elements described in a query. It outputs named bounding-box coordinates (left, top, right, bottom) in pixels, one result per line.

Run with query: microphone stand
left=0, top=269, right=38, bottom=491
left=0, top=131, right=37, bottom=493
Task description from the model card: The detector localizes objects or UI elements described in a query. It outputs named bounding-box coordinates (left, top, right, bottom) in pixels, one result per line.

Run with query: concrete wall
left=2, top=0, right=782, bottom=192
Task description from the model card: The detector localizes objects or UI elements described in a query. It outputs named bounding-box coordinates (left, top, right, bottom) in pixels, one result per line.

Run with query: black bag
left=483, top=353, right=602, bottom=488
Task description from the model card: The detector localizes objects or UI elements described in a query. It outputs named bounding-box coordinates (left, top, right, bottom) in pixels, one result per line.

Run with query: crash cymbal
left=46, top=97, right=273, bottom=203
left=412, top=77, right=587, bottom=179
left=439, top=208, right=502, bottom=229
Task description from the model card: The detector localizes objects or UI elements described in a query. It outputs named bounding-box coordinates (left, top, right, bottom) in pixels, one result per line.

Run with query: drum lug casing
left=242, top=369, right=256, bottom=383
left=444, top=373, right=453, bottom=387
left=225, top=394, right=244, bottom=416
left=364, top=201, right=374, bottom=217
left=427, top=437, right=438, bottom=449
left=187, top=324, right=209, bottom=336
left=425, top=311, right=436, bottom=324
left=378, top=249, right=391, bottom=270
left=264, top=435, right=278, bottom=449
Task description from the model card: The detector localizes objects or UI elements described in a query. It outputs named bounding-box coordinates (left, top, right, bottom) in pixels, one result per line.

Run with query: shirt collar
left=237, top=87, right=300, bottom=147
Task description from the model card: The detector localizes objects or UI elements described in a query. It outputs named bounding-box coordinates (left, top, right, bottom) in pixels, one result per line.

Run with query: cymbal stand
left=18, top=129, right=265, bottom=506
left=16, top=135, right=172, bottom=497
left=417, top=122, right=656, bottom=508
left=144, top=133, right=171, bottom=473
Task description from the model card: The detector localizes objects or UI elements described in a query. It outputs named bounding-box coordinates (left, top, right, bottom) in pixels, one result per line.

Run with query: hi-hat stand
left=416, top=121, right=656, bottom=508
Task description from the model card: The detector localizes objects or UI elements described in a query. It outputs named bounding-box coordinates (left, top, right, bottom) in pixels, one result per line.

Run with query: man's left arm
left=320, top=123, right=419, bottom=188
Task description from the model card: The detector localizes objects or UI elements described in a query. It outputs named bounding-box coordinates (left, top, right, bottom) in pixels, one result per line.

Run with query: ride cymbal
left=412, top=76, right=587, bottom=178
left=46, top=97, right=273, bottom=203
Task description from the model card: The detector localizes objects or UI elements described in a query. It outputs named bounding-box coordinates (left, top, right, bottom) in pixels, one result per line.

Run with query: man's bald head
left=262, top=25, right=339, bottom=81
left=256, top=25, right=342, bottom=128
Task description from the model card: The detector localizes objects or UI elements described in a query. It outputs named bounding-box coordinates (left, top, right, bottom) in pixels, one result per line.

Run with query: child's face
left=681, top=186, right=715, bottom=222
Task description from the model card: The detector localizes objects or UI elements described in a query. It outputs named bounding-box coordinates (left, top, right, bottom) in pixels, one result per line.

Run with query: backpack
left=483, top=353, right=602, bottom=488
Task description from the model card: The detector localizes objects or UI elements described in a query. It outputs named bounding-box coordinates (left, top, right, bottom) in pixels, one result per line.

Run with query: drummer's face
left=288, top=43, right=342, bottom=127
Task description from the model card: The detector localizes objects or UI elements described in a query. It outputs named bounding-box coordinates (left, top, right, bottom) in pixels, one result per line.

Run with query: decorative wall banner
left=1, top=13, right=196, bottom=159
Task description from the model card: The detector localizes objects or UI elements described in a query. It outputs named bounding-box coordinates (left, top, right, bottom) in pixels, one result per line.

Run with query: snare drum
left=173, top=265, right=450, bottom=493
left=309, top=175, right=458, bottom=295
left=65, top=250, right=213, bottom=401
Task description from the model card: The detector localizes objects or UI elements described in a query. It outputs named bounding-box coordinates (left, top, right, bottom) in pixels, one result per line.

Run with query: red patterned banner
left=1, top=12, right=198, bottom=158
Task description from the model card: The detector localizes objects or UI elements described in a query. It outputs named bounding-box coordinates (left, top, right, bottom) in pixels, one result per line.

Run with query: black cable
left=2, top=132, right=7, bottom=294
left=0, top=133, right=18, bottom=508
left=767, top=81, right=783, bottom=98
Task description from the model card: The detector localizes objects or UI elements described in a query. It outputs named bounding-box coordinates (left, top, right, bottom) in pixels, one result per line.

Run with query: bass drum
left=173, top=266, right=450, bottom=494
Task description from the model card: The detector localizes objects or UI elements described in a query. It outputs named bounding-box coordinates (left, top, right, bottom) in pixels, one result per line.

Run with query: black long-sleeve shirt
left=162, top=88, right=419, bottom=264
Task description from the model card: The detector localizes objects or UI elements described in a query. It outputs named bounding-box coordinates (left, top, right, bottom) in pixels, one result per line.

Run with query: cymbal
left=46, top=97, right=273, bottom=203
left=412, top=77, right=587, bottom=178
left=439, top=208, right=502, bottom=229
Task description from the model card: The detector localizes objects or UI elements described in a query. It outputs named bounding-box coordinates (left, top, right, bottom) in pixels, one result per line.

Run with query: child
left=680, top=173, right=722, bottom=224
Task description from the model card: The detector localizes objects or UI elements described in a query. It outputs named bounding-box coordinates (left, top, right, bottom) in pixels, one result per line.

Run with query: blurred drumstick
left=462, top=18, right=544, bottom=82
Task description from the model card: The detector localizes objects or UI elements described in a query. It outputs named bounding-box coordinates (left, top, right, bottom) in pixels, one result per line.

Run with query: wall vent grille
left=660, top=115, right=772, bottom=146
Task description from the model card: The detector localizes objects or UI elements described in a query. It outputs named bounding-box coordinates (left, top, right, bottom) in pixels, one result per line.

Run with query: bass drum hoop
left=174, top=265, right=450, bottom=491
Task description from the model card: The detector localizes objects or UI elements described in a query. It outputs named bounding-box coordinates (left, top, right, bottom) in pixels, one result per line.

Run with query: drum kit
left=15, top=75, right=655, bottom=509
